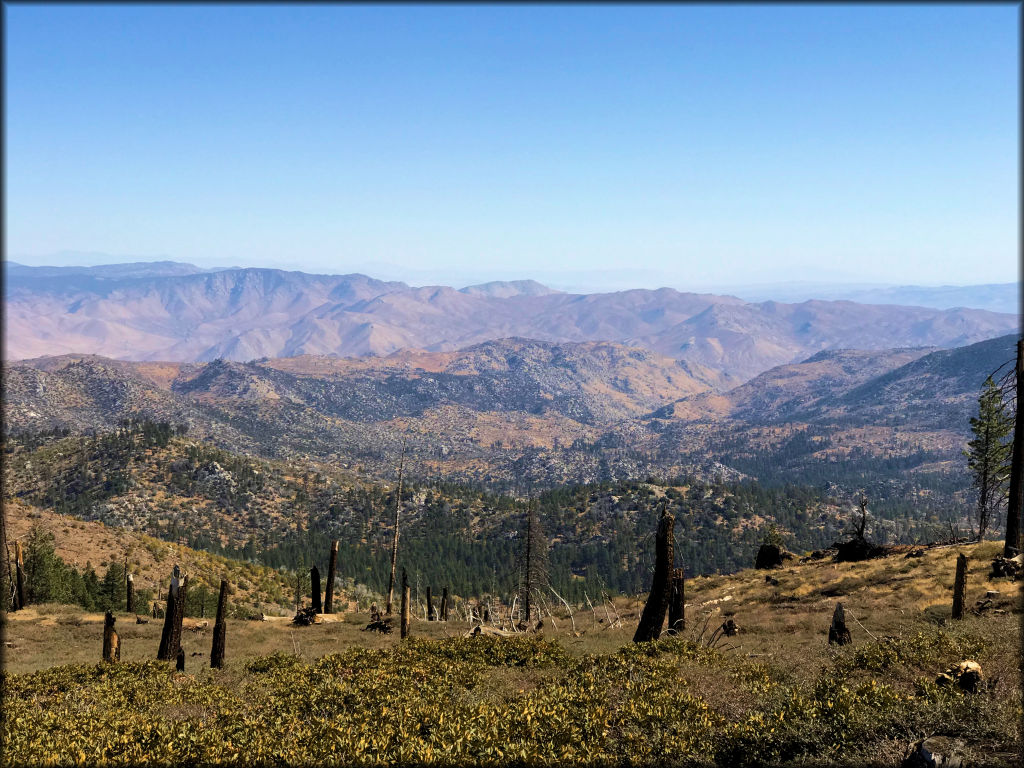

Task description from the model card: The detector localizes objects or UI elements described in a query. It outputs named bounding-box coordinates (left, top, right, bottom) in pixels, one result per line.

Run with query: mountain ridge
left=6, top=264, right=1017, bottom=380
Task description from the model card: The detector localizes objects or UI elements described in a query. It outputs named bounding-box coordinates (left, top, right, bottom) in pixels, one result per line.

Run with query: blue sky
left=5, top=4, right=1019, bottom=290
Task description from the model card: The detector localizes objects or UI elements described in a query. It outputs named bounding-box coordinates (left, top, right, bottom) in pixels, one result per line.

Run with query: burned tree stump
left=426, top=586, right=435, bottom=621
left=828, top=602, right=852, bottom=645
left=755, top=544, right=785, bottom=569
left=14, top=541, right=26, bottom=611
left=311, top=565, right=322, bottom=614
left=400, top=569, right=411, bottom=639
left=126, top=573, right=135, bottom=614
left=324, top=540, right=339, bottom=614
left=440, top=587, right=449, bottom=621
left=952, top=553, right=968, bottom=620
left=158, top=568, right=188, bottom=662
left=210, top=579, right=228, bottom=669
left=633, top=509, right=675, bottom=643
left=668, top=567, right=685, bottom=633
left=102, top=611, right=120, bottom=663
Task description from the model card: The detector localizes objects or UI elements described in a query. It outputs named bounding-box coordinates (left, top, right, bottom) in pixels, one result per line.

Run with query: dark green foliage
left=966, top=376, right=1013, bottom=539
left=16, top=525, right=144, bottom=612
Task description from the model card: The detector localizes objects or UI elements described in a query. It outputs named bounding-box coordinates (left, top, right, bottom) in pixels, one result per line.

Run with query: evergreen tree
left=966, top=376, right=1013, bottom=540
left=22, top=525, right=71, bottom=604
left=99, top=560, right=127, bottom=611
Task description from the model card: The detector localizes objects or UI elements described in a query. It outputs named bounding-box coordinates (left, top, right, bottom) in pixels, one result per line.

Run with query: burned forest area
left=1, top=341, right=1021, bottom=767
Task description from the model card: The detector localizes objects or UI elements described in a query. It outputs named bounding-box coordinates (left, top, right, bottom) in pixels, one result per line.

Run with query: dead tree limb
left=548, top=585, right=576, bottom=633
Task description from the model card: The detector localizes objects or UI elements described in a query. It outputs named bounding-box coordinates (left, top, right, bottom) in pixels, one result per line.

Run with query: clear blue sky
left=5, top=4, right=1019, bottom=289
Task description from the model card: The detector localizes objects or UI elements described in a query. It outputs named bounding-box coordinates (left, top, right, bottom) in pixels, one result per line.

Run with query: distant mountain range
left=732, top=281, right=1019, bottom=315
left=5, top=261, right=1018, bottom=381
left=5, top=334, right=1018, bottom=491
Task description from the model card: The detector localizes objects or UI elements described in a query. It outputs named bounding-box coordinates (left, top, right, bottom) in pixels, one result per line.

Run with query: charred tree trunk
left=102, top=610, right=120, bottom=662
left=126, top=573, right=135, bottom=614
left=386, top=440, right=407, bottom=615
left=828, top=602, right=852, bottom=645
left=210, top=579, right=228, bottom=669
left=1005, top=339, right=1023, bottom=557
left=176, top=647, right=185, bottom=672
left=952, top=553, right=969, bottom=620
left=14, top=541, right=26, bottom=611
left=633, top=510, right=675, bottom=643
left=426, top=586, right=435, bottom=621
left=440, top=587, right=449, bottom=621
left=158, top=568, right=187, bottom=661
left=400, top=568, right=411, bottom=639
left=668, top=567, right=685, bottom=633
left=324, top=540, right=339, bottom=614
left=311, top=565, right=322, bottom=614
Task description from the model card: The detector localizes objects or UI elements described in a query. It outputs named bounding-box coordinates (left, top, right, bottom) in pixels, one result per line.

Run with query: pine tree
left=966, top=376, right=1013, bottom=540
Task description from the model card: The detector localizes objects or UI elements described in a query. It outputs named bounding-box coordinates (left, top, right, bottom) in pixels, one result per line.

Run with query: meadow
left=2, top=540, right=1020, bottom=766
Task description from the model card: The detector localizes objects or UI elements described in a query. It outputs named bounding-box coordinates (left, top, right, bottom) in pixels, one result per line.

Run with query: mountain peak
left=458, top=279, right=559, bottom=298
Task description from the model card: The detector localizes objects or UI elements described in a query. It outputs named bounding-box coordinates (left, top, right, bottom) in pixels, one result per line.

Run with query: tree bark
left=1005, top=339, right=1023, bottom=557
left=385, top=440, right=406, bottom=615
left=210, top=579, right=228, bottom=669
left=102, top=610, right=120, bottom=662
left=440, top=587, right=449, bottom=621
left=633, top=510, right=675, bottom=642
left=426, top=586, right=435, bottom=621
left=126, top=572, right=135, bottom=614
left=668, top=566, right=685, bottom=633
left=324, top=540, right=339, bottom=614
left=311, top=565, right=322, bottom=613
left=952, top=553, right=969, bottom=620
left=400, top=568, right=411, bottom=639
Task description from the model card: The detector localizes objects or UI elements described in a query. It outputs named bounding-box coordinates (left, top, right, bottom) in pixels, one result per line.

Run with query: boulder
left=936, top=660, right=984, bottom=693
left=902, top=736, right=965, bottom=768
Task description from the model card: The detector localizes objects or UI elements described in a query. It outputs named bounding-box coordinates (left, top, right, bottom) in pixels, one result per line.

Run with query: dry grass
left=6, top=538, right=1019, bottom=685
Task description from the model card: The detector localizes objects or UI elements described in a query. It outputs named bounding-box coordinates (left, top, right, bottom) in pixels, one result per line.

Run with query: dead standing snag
left=633, top=509, right=675, bottom=643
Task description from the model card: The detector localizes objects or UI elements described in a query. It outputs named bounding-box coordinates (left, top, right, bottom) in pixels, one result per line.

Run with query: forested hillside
left=4, top=420, right=977, bottom=609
